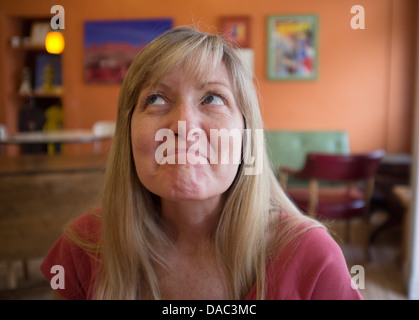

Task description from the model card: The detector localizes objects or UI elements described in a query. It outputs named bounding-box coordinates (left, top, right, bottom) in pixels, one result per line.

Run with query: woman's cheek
left=132, top=124, right=158, bottom=166
left=207, top=128, right=242, bottom=165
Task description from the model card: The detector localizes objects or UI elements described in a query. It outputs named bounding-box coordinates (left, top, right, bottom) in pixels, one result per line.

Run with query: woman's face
left=130, top=62, right=244, bottom=202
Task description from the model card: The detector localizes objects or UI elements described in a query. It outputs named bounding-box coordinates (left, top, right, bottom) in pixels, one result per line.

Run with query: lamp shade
left=45, top=31, right=65, bottom=54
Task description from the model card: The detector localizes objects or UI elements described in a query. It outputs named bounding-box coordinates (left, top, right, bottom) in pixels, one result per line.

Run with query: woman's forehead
left=144, top=60, right=234, bottom=92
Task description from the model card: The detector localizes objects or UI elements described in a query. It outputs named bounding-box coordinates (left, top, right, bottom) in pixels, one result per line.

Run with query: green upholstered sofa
left=264, top=130, right=350, bottom=186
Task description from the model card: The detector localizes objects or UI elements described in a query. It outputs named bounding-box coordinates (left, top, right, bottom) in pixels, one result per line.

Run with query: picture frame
left=83, top=19, right=173, bottom=84
left=267, top=15, right=318, bottom=81
left=220, top=16, right=251, bottom=48
left=34, top=53, right=62, bottom=93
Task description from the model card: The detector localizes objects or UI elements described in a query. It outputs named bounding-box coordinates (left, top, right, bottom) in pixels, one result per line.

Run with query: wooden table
left=0, top=129, right=114, bottom=154
left=0, top=153, right=107, bottom=289
left=0, top=130, right=112, bottom=145
left=369, top=153, right=411, bottom=245
left=0, top=153, right=108, bottom=175
left=392, top=185, right=412, bottom=266
left=393, top=185, right=411, bottom=209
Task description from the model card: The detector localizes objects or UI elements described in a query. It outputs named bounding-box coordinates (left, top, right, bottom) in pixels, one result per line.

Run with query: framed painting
left=267, top=15, right=318, bottom=81
left=83, top=19, right=173, bottom=84
left=34, top=53, right=62, bottom=93
left=220, top=16, right=251, bottom=48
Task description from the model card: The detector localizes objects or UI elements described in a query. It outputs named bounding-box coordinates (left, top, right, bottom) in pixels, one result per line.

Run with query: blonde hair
left=73, top=26, right=321, bottom=299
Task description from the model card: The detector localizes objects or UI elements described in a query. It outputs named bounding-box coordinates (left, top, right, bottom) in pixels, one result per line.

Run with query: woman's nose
left=169, top=100, right=201, bottom=138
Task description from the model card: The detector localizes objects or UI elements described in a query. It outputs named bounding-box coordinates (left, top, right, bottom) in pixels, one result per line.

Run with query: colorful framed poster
left=84, top=19, right=173, bottom=84
left=267, top=15, right=318, bottom=81
left=220, top=16, right=251, bottom=48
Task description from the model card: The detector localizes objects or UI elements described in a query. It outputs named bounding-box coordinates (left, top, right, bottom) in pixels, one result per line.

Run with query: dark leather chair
left=281, top=150, right=385, bottom=257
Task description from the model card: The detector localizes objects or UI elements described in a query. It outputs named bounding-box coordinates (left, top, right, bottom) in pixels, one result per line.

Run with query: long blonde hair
left=76, top=26, right=320, bottom=299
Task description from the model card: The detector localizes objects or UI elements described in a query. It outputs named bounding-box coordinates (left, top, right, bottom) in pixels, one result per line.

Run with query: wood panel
left=0, top=170, right=105, bottom=260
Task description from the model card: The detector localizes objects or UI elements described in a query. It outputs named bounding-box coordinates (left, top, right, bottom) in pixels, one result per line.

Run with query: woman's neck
left=159, top=196, right=223, bottom=249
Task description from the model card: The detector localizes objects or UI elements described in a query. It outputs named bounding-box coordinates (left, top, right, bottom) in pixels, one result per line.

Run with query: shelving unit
left=0, top=15, right=63, bottom=155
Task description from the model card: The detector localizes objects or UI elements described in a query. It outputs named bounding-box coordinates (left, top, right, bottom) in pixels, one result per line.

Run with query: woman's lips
left=157, top=148, right=209, bottom=164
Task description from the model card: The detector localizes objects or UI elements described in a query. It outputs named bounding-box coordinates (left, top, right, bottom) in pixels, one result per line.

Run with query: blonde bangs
left=143, top=30, right=226, bottom=90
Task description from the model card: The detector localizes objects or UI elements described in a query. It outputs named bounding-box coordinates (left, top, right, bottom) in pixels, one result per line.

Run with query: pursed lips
left=157, top=148, right=209, bottom=165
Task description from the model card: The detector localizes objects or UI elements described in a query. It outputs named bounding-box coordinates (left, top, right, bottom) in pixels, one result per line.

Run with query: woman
left=41, top=26, right=362, bottom=300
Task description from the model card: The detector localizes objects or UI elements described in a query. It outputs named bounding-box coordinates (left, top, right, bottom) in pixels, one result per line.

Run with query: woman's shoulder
left=65, top=207, right=103, bottom=243
left=263, top=212, right=362, bottom=299
left=274, top=211, right=342, bottom=263
left=40, top=207, right=103, bottom=300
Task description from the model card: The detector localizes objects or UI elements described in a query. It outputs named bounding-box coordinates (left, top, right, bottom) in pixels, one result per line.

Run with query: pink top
left=40, top=210, right=363, bottom=300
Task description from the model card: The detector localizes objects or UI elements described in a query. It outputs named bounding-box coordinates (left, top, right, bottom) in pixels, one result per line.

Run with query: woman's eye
left=146, top=94, right=166, bottom=106
left=203, top=95, right=225, bottom=106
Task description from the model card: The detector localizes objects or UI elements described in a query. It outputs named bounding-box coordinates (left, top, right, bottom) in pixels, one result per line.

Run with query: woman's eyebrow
left=146, top=82, right=173, bottom=94
left=149, top=80, right=232, bottom=91
left=155, top=82, right=171, bottom=90
left=199, top=81, right=232, bottom=90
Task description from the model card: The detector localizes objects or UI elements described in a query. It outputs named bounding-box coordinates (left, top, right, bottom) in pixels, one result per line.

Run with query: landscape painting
left=84, top=19, right=173, bottom=84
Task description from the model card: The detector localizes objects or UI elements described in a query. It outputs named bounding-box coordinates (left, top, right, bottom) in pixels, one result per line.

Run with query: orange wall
left=0, top=0, right=417, bottom=153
